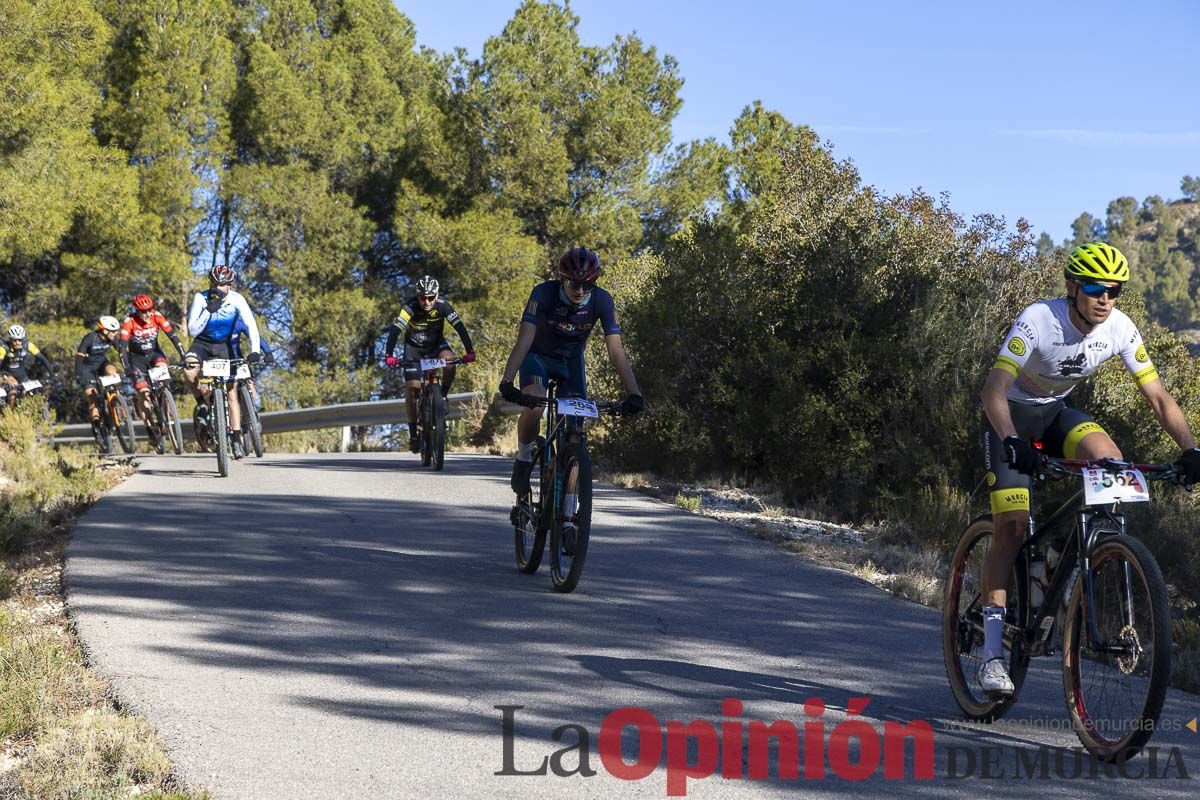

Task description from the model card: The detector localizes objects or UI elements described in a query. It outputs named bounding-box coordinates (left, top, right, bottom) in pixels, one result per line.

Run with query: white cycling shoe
left=981, top=657, right=1015, bottom=695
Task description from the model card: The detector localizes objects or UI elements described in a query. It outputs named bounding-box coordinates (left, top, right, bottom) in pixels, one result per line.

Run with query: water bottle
left=1029, top=555, right=1048, bottom=609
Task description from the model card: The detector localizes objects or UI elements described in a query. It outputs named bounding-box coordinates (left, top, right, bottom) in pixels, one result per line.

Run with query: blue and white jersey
left=187, top=289, right=261, bottom=352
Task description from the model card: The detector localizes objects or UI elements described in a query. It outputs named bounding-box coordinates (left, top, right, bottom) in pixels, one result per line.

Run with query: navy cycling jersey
left=521, top=281, right=620, bottom=359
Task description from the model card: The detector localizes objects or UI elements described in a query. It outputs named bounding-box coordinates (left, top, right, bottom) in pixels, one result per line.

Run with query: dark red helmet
left=133, top=294, right=154, bottom=311
left=209, top=265, right=235, bottom=285
left=558, top=247, right=602, bottom=283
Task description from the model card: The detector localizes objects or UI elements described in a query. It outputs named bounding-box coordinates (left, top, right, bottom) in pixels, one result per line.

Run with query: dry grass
left=0, top=406, right=207, bottom=799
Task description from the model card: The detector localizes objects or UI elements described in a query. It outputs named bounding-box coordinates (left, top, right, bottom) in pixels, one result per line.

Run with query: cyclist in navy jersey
left=183, top=265, right=262, bottom=458
left=230, top=316, right=273, bottom=411
left=499, top=247, right=644, bottom=493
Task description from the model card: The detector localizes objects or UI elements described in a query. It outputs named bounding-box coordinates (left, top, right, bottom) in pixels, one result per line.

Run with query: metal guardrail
left=50, top=391, right=525, bottom=445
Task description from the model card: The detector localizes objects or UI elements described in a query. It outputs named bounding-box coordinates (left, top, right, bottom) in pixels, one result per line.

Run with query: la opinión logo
left=496, top=696, right=935, bottom=796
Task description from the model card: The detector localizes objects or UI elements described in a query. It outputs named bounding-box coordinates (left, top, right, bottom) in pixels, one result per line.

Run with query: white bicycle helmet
left=98, top=315, right=120, bottom=333
left=6, top=324, right=26, bottom=341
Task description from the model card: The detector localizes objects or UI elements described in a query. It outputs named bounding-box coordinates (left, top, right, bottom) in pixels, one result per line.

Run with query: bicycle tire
left=942, top=515, right=1029, bottom=721
left=514, top=436, right=547, bottom=573
left=420, top=387, right=433, bottom=467
left=213, top=393, right=230, bottom=477
left=433, top=391, right=446, bottom=471
left=96, top=416, right=113, bottom=455
left=549, top=440, right=593, bottom=593
left=1062, top=533, right=1170, bottom=762
left=112, top=392, right=137, bottom=454
left=151, top=397, right=166, bottom=454
left=160, top=388, right=183, bottom=455
left=239, top=382, right=264, bottom=458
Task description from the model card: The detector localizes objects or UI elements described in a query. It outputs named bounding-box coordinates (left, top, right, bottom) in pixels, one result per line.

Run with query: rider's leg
left=438, top=348, right=456, bottom=397
left=404, top=379, right=421, bottom=451
left=2, top=374, right=17, bottom=408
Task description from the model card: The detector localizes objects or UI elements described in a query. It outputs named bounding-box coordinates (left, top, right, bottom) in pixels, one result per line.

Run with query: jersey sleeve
left=595, top=290, right=621, bottom=336
left=393, top=302, right=414, bottom=332
left=156, top=311, right=174, bottom=333
left=120, top=317, right=134, bottom=341
left=1117, top=322, right=1159, bottom=387
left=231, top=294, right=261, bottom=353
left=992, top=305, right=1040, bottom=379
left=187, top=292, right=208, bottom=337
left=27, top=343, right=40, bottom=356
left=520, top=287, right=543, bottom=327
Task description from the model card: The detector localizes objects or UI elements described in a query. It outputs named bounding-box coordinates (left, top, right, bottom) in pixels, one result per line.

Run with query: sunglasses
left=563, top=278, right=596, bottom=292
left=418, top=294, right=437, bottom=302
left=1078, top=281, right=1122, bottom=299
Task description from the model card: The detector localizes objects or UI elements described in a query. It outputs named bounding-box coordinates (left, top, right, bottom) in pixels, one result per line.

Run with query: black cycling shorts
left=402, top=340, right=451, bottom=382
left=983, top=399, right=1105, bottom=514
left=185, top=339, right=231, bottom=366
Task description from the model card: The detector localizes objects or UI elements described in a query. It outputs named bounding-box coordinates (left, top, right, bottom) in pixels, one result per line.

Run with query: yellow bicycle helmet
left=1065, top=242, right=1129, bottom=283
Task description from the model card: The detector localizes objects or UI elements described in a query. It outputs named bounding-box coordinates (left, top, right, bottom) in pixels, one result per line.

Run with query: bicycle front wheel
left=1062, top=534, right=1170, bottom=762
left=513, top=436, right=547, bottom=574
left=111, top=392, right=137, bottom=454
left=420, top=388, right=433, bottom=467
left=549, top=440, right=593, bottom=593
left=160, top=388, right=183, bottom=455
left=239, top=382, right=264, bottom=458
left=213, top=395, right=230, bottom=477
left=942, top=515, right=1029, bottom=721
left=432, top=392, right=446, bottom=471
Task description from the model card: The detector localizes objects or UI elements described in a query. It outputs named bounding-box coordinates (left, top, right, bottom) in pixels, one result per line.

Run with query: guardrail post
left=340, top=425, right=351, bottom=453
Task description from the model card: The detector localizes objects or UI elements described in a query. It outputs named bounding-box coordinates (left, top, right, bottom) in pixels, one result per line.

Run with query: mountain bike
left=141, top=363, right=184, bottom=455
left=1, top=377, right=51, bottom=420
left=191, top=358, right=239, bottom=477
left=233, top=359, right=265, bottom=458
left=943, top=454, right=1185, bottom=762
left=93, top=372, right=136, bottom=455
left=401, top=356, right=465, bottom=471
left=508, top=379, right=625, bottom=593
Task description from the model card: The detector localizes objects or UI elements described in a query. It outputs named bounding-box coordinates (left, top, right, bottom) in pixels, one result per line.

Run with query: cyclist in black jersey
left=1, top=324, right=54, bottom=409
left=383, top=276, right=476, bottom=452
left=75, top=316, right=123, bottom=445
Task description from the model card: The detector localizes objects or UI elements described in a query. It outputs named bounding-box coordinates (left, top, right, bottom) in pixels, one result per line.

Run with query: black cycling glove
left=1003, top=435, right=1039, bottom=475
left=247, top=351, right=262, bottom=366
left=1175, top=447, right=1200, bottom=486
left=206, top=294, right=224, bottom=314
left=621, top=394, right=644, bottom=415
left=264, top=351, right=276, bottom=366
left=499, top=381, right=522, bottom=404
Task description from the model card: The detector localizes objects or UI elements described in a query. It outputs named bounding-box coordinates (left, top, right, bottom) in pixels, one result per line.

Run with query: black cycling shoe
left=408, top=436, right=421, bottom=454
left=231, top=435, right=246, bottom=460
left=510, top=458, right=533, bottom=494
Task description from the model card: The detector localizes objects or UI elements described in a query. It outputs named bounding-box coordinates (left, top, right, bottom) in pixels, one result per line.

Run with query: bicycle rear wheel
left=213, top=394, right=230, bottom=477
left=160, top=388, right=183, bottom=455
left=513, top=436, right=547, bottom=574
left=111, top=392, right=137, bottom=454
left=942, top=515, right=1029, bottom=721
left=238, top=382, right=264, bottom=457
left=1062, top=533, right=1170, bottom=762
left=549, top=440, right=593, bottom=593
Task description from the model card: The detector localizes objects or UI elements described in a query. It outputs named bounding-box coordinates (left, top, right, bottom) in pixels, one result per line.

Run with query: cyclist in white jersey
left=977, top=242, right=1200, bottom=693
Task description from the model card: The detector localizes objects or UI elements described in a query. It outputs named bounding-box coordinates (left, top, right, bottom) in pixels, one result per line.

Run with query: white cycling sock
left=983, top=605, right=1005, bottom=663
left=516, top=440, right=535, bottom=462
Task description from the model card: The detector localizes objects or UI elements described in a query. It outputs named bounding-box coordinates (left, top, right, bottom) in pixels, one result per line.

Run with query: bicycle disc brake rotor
left=1114, top=624, right=1142, bottom=675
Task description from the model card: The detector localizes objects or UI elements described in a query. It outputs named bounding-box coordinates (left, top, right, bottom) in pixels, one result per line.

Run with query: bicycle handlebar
left=514, top=394, right=628, bottom=416
left=1038, top=455, right=1186, bottom=486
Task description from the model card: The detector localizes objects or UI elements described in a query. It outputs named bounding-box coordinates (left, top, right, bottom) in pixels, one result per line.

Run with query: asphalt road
left=66, top=453, right=1199, bottom=798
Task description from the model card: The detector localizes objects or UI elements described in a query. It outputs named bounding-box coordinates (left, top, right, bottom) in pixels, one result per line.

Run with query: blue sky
left=394, top=0, right=1199, bottom=241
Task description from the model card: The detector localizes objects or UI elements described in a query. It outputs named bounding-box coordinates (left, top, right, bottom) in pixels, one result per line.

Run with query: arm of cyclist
left=383, top=324, right=402, bottom=368
left=158, top=313, right=187, bottom=359
left=186, top=292, right=211, bottom=338
left=229, top=294, right=261, bottom=359
left=604, top=333, right=643, bottom=413
left=444, top=302, right=476, bottom=362
left=981, top=367, right=1038, bottom=473
left=117, top=335, right=133, bottom=375
left=31, top=345, right=53, bottom=378
left=498, top=322, right=537, bottom=403
left=1137, top=378, right=1200, bottom=481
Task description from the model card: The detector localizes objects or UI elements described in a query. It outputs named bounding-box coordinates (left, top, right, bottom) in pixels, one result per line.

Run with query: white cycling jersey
left=992, top=298, right=1158, bottom=405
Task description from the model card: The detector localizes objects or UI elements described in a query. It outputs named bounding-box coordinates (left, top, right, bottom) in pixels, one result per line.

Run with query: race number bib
left=235, top=363, right=251, bottom=380
left=97, top=375, right=120, bottom=388
left=420, top=358, right=446, bottom=372
left=202, top=359, right=231, bottom=378
left=0, top=387, right=6, bottom=399
left=148, top=365, right=170, bottom=382
left=1082, top=468, right=1150, bottom=505
left=557, top=398, right=599, bottom=418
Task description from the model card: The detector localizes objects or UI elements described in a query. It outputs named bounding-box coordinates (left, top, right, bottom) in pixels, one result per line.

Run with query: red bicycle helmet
left=209, top=265, right=235, bottom=284
left=133, top=294, right=154, bottom=311
left=558, top=247, right=602, bottom=283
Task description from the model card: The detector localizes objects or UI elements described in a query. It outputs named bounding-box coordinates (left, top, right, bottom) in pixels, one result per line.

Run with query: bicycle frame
left=1010, top=459, right=1172, bottom=659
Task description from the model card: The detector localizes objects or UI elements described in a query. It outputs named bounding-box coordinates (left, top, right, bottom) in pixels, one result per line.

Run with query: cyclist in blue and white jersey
left=184, top=265, right=262, bottom=458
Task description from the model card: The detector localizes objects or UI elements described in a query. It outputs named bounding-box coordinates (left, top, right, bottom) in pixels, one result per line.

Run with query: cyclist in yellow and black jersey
left=383, top=276, right=476, bottom=451
left=977, top=242, right=1200, bottom=694
left=1, top=324, right=54, bottom=408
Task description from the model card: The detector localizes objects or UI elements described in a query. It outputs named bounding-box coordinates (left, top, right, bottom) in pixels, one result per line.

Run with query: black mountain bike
left=144, top=363, right=184, bottom=455
left=233, top=359, right=265, bottom=458
left=402, top=356, right=464, bottom=471
left=944, top=454, right=1185, bottom=762
left=192, top=357, right=243, bottom=477
left=509, top=379, right=624, bottom=593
